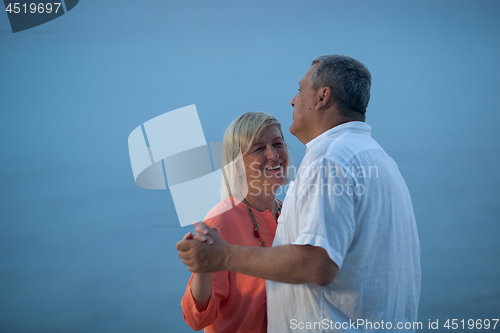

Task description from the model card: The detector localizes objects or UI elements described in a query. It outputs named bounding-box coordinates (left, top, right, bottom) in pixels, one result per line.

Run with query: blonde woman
left=180, top=112, right=289, bottom=332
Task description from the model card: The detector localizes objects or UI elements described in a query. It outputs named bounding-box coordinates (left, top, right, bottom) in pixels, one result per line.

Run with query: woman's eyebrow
left=252, top=137, right=283, bottom=146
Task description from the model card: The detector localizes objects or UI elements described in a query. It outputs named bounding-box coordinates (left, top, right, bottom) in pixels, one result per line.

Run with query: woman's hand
left=183, top=224, right=219, bottom=245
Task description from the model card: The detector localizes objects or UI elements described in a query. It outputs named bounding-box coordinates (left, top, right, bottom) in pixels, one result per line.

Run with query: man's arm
left=226, top=243, right=338, bottom=286
left=176, top=224, right=339, bottom=287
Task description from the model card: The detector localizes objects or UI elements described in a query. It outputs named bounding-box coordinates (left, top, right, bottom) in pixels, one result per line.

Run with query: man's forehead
left=299, top=76, right=308, bottom=87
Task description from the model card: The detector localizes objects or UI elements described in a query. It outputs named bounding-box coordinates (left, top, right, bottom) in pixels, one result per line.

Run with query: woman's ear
left=234, top=155, right=245, bottom=177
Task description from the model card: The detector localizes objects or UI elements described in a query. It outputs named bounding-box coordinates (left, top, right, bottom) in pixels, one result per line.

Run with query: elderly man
left=177, top=55, right=421, bottom=332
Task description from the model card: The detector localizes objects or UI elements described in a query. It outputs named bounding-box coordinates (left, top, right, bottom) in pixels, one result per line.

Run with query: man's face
left=289, top=63, right=320, bottom=143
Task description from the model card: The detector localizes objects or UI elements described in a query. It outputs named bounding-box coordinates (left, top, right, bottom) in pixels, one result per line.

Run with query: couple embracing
left=177, top=55, right=421, bottom=333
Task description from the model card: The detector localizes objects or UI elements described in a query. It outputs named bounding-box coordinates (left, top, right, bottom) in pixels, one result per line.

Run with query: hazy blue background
left=1, top=1, right=499, bottom=332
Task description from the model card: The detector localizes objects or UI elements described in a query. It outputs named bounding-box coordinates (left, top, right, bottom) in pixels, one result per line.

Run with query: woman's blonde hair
left=220, top=111, right=289, bottom=199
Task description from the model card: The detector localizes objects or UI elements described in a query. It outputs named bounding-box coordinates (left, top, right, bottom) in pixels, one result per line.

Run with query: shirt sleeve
left=181, top=269, right=230, bottom=331
left=180, top=214, right=231, bottom=331
left=292, top=157, right=356, bottom=269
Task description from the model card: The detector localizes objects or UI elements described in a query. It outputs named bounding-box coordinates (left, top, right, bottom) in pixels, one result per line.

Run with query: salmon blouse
left=181, top=197, right=280, bottom=333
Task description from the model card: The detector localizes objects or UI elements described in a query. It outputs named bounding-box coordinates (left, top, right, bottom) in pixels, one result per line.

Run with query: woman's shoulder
left=203, top=197, right=245, bottom=228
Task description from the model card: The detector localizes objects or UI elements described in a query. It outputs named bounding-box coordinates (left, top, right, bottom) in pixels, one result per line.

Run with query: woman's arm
left=190, top=272, right=212, bottom=311
left=183, top=232, right=213, bottom=311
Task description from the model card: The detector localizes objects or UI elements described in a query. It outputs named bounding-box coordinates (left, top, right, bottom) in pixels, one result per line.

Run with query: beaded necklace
left=244, top=199, right=282, bottom=247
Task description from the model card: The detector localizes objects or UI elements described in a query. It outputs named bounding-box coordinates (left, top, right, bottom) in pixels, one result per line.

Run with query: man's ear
left=315, top=86, right=333, bottom=110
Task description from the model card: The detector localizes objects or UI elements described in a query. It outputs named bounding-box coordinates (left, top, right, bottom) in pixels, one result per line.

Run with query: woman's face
left=242, top=125, right=288, bottom=197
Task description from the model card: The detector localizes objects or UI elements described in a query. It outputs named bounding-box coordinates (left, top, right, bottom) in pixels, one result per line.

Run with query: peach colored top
left=181, top=197, right=280, bottom=333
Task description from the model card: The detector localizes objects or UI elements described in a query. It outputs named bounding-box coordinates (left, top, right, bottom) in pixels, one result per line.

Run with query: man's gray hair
left=311, top=55, right=371, bottom=122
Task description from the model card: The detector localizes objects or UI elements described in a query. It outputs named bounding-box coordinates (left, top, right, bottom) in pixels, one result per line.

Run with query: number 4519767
left=5, top=3, right=62, bottom=14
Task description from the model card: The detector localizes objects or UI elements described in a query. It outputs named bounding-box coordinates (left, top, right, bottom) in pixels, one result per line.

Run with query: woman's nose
left=265, top=146, right=279, bottom=160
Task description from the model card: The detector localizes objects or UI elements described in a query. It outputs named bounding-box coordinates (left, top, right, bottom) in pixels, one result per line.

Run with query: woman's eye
left=254, top=147, right=263, bottom=152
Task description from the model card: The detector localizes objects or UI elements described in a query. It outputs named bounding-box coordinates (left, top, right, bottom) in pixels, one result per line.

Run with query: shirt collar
left=306, top=121, right=372, bottom=151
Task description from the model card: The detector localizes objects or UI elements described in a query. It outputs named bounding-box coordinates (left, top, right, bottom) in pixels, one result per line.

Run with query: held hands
left=176, top=223, right=229, bottom=273
left=181, top=223, right=219, bottom=245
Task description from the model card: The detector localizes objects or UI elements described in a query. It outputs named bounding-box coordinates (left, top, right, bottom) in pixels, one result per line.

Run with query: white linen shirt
left=267, top=121, right=421, bottom=332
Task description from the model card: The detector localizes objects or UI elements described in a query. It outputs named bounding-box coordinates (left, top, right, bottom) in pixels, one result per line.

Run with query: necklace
left=243, top=199, right=282, bottom=247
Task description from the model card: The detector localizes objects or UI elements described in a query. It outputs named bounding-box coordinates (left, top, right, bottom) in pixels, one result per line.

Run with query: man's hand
left=176, top=223, right=230, bottom=273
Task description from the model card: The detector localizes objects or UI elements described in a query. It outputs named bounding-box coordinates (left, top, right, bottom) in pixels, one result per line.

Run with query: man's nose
left=290, top=95, right=296, bottom=107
